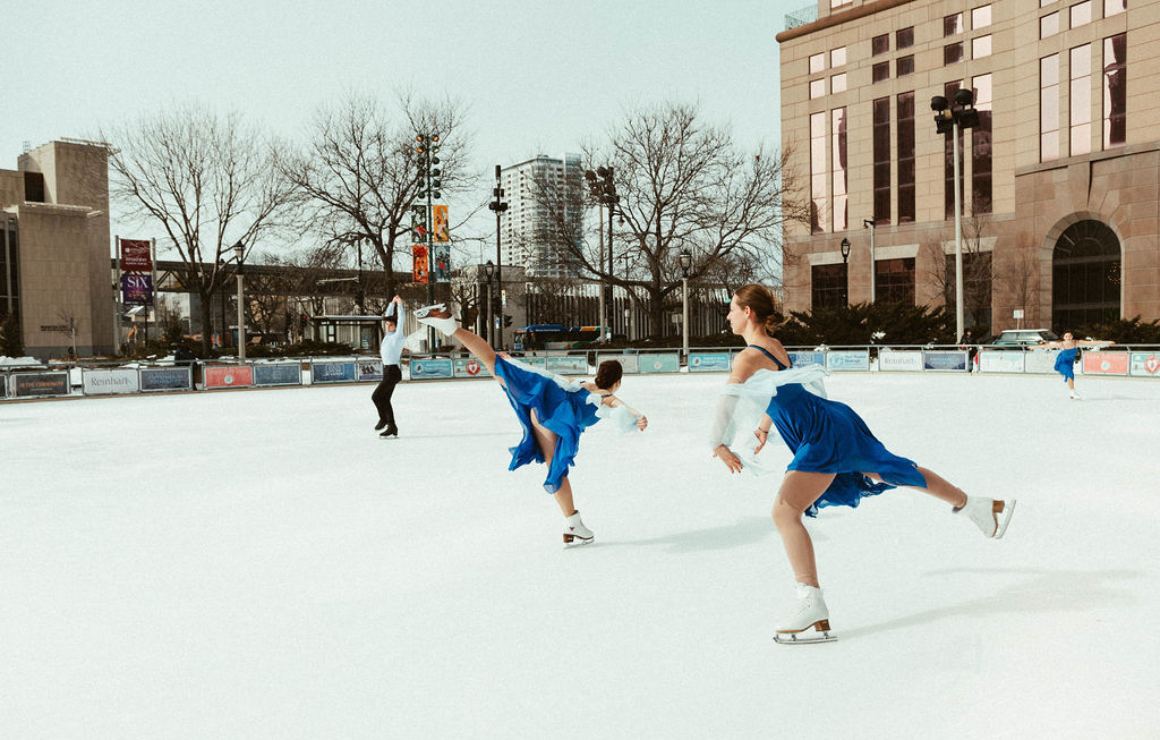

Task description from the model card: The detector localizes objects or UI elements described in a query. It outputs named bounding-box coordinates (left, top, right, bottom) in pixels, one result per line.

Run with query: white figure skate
left=956, top=495, right=1016, bottom=539
left=1070, top=390, right=1082, bottom=400
left=414, top=304, right=459, bottom=337
left=563, top=511, right=594, bottom=547
left=774, top=583, right=837, bottom=644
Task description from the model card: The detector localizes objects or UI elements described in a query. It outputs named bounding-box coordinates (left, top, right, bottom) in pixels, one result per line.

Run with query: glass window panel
left=972, top=35, right=992, bottom=59
left=1041, top=12, right=1059, bottom=38
left=1042, top=55, right=1061, bottom=161
left=873, top=97, right=891, bottom=225
left=810, top=79, right=826, bottom=99
left=811, top=112, right=827, bottom=234
left=1104, top=34, right=1127, bottom=148
left=897, top=55, right=914, bottom=77
left=1071, top=45, right=1092, bottom=155
left=897, top=92, right=915, bottom=223
left=812, top=263, right=848, bottom=309
left=832, top=73, right=847, bottom=93
left=875, top=258, right=916, bottom=305
left=1104, top=0, right=1126, bottom=17
left=832, top=108, right=848, bottom=232
left=872, top=34, right=889, bottom=56
left=1041, top=0, right=1057, bottom=5
left=831, top=47, right=847, bottom=67
left=1071, top=1, right=1092, bottom=26
left=873, top=62, right=890, bottom=83
left=944, top=14, right=963, bottom=36
left=945, top=43, right=964, bottom=65
left=810, top=53, right=825, bottom=74
left=897, top=27, right=914, bottom=49
left=972, top=74, right=993, bottom=213
left=973, top=5, right=992, bottom=28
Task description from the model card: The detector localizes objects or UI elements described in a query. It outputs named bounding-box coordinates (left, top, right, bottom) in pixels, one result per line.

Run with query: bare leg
left=1068, top=378, right=1075, bottom=391
left=771, top=471, right=835, bottom=589
left=451, top=327, right=499, bottom=378
left=529, top=409, right=575, bottom=517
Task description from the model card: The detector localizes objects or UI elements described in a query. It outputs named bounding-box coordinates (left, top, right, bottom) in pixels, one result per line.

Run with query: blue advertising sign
left=787, top=351, right=825, bottom=368
left=409, top=358, right=454, bottom=380
left=140, top=367, right=193, bottom=392
left=922, top=350, right=968, bottom=371
left=311, top=361, right=356, bottom=384
left=12, top=371, right=70, bottom=398
left=253, top=363, right=302, bottom=387
left=689, top=352, right=731, bottom=372
left=357, top=360, right=384, bottom=382
left=826, top=350, right=870, bottom=372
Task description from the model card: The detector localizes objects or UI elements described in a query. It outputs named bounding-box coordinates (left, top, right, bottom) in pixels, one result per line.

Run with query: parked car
left=991, top=329, right=1060, bottom=347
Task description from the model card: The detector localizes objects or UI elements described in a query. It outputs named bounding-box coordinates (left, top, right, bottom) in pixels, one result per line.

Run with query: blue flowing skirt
left=493, top=357, right=601, bottom=493
left=1054, top=348, right=1077, bottom=382
left=768, top=383, right=926, bottom=517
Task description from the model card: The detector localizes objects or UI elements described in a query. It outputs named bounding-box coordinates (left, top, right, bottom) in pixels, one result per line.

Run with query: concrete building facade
left=778, top=0, right=1158, bottom=335
left=1, top=140, right=112, bottom=358
left=499, top=154, right=585, bottom=279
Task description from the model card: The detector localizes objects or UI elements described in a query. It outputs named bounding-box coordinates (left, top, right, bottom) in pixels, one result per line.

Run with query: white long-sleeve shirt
left=381, top=304, right=406, bottom=366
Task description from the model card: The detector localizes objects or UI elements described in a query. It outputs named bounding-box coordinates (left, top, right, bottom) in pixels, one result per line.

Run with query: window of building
left=1052, top=220, right=1121, bottom=329
left=897, top=55, right=915, bottom=77
left=945, top=43, right=965, bottom=65
left=872, top=34, right=889, bottom=56
left=873, top=62, right=890, bottom=83
left=1041, top=54, right=1061, bottom=161
left=24, top=172, right=46, bottom=203
left=972, top=74, right=993, bottom=214
left=873, top=97, right=891, bottom=225
left=1041, top=0, right=1057, bottom=5
left=831, top=47, right=847, bottom=67
left=832, top=73, right=847, bottom=93
left=945, top=252, right=993, bottom=329
left=811, top=112, right=827, bottom=234
left=897, top=92, right=916, bottom=223
left=832, top=0, right=853, bottom=7
left=0, top=219, right=20, bottom=323
left=1104, top=0, right=1126, bottom=17
left=973, top=35, right=992, bottom=59
left=832, top=108, right=848, bottom=232
left=1041, top=12, right=1059, bottom=38
left=810, top=79, right=826, bottom=99
left=1071, top=44, right=1092, bottom=156
left=810, top=53, right=826, bottom=74
left=1104, top=33, right=1127, bottom=149
left=972, top=5, right=992, bottom=28
left=944, top=80, right=964, bottom=220
left=1071, top=1, right=1092, bottom=26
left=812, top=263, right=848, bottom=309
left=876, top=258, right=916, bottom=305
left=897, top=27, right=914, bottom=49
left=944, top=13, right=964, bottom=36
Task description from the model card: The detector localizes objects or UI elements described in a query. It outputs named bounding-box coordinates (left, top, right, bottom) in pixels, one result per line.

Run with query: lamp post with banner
left=679, top=251, right=692, bottom=362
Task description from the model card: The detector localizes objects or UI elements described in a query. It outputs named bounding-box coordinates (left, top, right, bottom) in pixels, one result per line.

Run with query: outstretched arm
left=712, top=351, right=765, bottom=472
left=602, top=394, right=648, bottom=431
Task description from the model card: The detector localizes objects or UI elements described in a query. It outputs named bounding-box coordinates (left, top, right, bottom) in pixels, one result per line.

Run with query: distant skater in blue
left=414, top=303, right=648, bottom=546
left=1039, top=331, right=1113, bottom=400
left=709, top=284, right=1015, bottom=643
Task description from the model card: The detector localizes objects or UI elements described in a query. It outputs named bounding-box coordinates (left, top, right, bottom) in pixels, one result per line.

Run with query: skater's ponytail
left=734, top=284, right=783, bottom=336
left=594, top=360, right=623, bottom=390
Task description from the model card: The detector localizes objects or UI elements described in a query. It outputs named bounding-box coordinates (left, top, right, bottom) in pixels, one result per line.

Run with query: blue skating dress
left=750, top=346, right=927, bottom=518
left=493, top=356, right=604, bottom=494
left=1054, top=348, right=1077, bottom=382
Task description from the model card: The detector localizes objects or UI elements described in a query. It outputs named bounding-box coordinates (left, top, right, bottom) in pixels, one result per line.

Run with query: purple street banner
left=12, top=371, right=70, bottom=398
left=120, top=239, right=152, bottom=272
left=121, top=273, right=153, bottom=306
left=432, top=243, right=451, bottom=283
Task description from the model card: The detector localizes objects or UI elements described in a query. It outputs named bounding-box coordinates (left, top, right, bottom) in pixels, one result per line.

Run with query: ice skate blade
left=774, top=620, right=837, bottom=644
left=994, top=499, right=1016, bottom=539
left=563, top=535, right=594, bottom=548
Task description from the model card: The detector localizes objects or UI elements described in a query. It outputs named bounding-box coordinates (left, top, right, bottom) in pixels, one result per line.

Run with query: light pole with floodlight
left=840, top=237, right=851, bottom=306
left=931, top=90, right=980, bottom=340
left=484, top=260, right=495, bottom=348
left=233, top=240, right=246, bottom=360
left=488, top=165, right=508, bottom=350
left=862, top=219, right=876, bottom=303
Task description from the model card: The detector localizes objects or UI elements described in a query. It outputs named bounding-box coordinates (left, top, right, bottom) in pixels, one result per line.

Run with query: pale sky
left=6, top=0, right=794, bottom=254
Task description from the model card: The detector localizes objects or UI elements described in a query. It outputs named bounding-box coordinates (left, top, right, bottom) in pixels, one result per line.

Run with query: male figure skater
left=373, top=295, right=405, bottom=437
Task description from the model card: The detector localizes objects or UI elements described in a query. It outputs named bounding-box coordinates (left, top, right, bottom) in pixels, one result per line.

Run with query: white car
left=991, top=329, right=1060, bottom=347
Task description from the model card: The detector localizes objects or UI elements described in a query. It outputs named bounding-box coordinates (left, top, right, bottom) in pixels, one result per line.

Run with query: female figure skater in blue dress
left=1039, top=331, right=1113, bottom=400
left=709, top=285, right=1015, bottom=643
left=414, top=304, right=648, bottom=546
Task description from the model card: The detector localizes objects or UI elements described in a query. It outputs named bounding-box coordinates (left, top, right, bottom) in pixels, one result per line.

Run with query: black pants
left=372, top=365, right=403, bottom=425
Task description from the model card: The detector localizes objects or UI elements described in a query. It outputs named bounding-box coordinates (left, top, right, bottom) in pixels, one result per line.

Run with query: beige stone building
left=1, top=140, right=112, bottom=359
left=778, top=0, right=1157, bottom=335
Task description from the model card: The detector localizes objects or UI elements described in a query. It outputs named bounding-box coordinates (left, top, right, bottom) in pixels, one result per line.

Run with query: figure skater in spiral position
left=710, top=285, right=1016, bottom=643
left=1039, top=331, right=1113, bottom=400
left=415, top=304, right=648, bottom=546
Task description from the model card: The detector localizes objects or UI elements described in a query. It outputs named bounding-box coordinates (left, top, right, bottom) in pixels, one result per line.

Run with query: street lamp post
left=840, top=237, right=851, bottom=306
left=488, top=165, right=508, bottom=350
left=484, top=260, right=495, bottom=348
left=585, top=167, right=618, bottom=340
left=234, top=240, right=246, bottom=360
left=862, top=219, right=876, bottom=303
left=932, top=90, right=980, bottom=340
left=679, top=251, right=692, bottom=362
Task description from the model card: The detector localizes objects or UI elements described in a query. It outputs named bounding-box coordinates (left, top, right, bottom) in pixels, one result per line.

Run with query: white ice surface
left=3, top=372, right=1159, bottom=739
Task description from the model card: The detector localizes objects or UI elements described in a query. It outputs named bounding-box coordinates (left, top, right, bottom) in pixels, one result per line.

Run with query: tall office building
left=499, top=154, right=585, bottom=278
left=778, top=0, right=1156, bottom=333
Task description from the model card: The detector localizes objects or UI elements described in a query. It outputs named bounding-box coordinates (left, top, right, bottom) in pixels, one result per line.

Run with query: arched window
left=1052, top=220, right=1120, bottom=330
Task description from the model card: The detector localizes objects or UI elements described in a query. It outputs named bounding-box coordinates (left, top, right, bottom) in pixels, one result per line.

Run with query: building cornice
left=776, top=0, right=917, bottom=44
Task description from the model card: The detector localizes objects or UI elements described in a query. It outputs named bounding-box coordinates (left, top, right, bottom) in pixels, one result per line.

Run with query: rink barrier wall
left=3, top=345, right=1159, bottom=401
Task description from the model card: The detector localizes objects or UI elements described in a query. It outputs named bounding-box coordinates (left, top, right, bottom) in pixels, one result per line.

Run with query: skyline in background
left=5, top=0, right=792, bottom=264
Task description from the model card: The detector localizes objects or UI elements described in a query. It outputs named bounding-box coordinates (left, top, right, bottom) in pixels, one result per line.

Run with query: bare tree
left=925, top=211, right=994, bottom=333
left=998, top=232, right=1040, bottom=326
left=105, top=104, right=297, bottom=354
left=280, top=92, right=480, bottom=304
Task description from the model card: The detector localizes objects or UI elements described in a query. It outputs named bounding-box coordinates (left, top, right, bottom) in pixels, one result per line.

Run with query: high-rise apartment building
left=778, top=0, right=1156, bottom=334
left=499, top=154, right=585, bottom=279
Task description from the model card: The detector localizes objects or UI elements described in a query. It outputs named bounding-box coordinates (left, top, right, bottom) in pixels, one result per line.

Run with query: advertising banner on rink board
left=598, top=353, right=640, bottom=374
left=877, top=350, right=924, bottom=372
left=140, top=367, right=192, bottom=392
left=204, top=365, right=253, bottom=389
left=546, top=356, right=587, bottom=375
left=979, top=351, right=1024, bottom=374
left=357, top=360, right=383, bottom=382
left=826, top=350, right=869, bottom=372
left=1083, top=351, right=1129, bottom=376
left=311, top=361, right=356, bottom=384
left=519, top=356, right=547, bottom=368
left=1023, top=350, right=1061, bottom=374
left=409, top=358, right=453, bottom=380
left=1130, top=352, right=1160, bottom=378
left=922, top=350, right=968, bottom=372
left=12, top=371, right=70, bottom=398
left=82, top=368, right=140, bottom=395
left=453, top=357, right=492, bottom=378
left=689, top=352, right=731, bottom=372
left=253, top=363, right=301, bottom=387
left=637, top=353, right=680, bottom=374
left=787, top=351, right=825, bottom=368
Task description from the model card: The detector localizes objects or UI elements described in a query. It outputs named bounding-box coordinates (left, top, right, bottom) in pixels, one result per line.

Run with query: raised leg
left=451, top=328, right=499, bottom=379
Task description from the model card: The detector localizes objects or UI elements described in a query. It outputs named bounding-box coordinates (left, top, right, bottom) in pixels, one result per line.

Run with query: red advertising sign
left=204, top=366, right=254, bottom=389
left=1082, top=351, right=1129, bottom=375
left=413, top=245, right=429, bottom=284
left=120, top=239, right=152, bottom=271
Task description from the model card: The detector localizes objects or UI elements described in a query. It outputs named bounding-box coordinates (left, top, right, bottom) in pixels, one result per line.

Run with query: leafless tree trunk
left=925, top=210, right=994, bottom=332
left=104, top=104, right=297, bottom=354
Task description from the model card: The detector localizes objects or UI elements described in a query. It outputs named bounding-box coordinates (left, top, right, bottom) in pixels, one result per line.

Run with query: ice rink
left=3, top=370, right=1159, bottom=739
